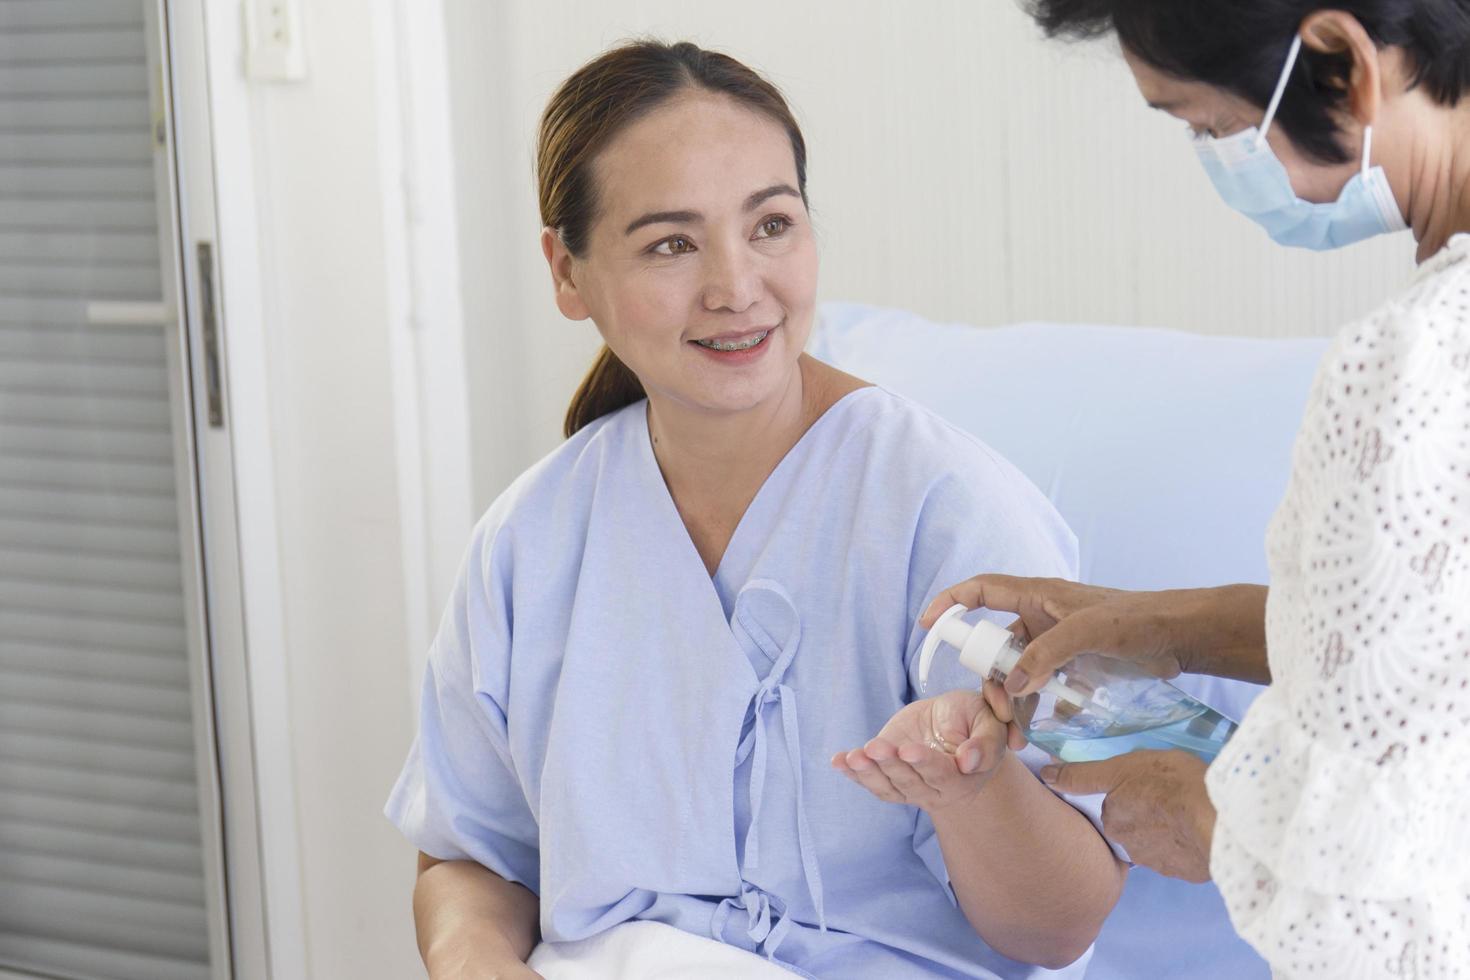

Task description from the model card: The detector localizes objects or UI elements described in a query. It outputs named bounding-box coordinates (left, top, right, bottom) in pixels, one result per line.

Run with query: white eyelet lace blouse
left=1205, top=234, right=1470, bottom=979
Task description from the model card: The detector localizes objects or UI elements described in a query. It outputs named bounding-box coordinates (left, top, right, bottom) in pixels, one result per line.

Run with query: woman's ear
left=541, top=226, right=591, bottom=321
left=1299, top=10, right=1382, bottom=127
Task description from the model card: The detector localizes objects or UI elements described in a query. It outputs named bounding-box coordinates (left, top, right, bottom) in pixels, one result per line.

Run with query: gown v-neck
left=635, top=386, right=882, bottom=619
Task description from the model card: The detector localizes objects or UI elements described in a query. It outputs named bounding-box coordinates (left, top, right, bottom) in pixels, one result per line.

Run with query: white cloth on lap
left=528, top=920, right=795, bottom=978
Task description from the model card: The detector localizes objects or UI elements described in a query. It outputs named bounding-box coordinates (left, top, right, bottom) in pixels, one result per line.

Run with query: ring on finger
left=926, top=713, right=959, bottom=755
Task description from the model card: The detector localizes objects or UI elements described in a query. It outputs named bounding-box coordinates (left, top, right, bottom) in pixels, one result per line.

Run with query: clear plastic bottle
left=918, top=604, right=1238, bottom=763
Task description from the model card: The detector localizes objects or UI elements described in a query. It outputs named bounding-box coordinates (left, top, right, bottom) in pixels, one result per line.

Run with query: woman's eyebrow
left=624, top=209, right=700, bottom=235
left=745, top=183, right=800, bottom=210
left=622, top=184, right=800, bottom=236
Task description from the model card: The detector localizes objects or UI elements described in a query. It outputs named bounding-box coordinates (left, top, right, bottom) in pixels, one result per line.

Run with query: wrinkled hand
left=832, top=684, right=1024, bottom=813
left=1040, top=749, right=1215, bottom=882
left=921, top=574, right=1197, bottom=698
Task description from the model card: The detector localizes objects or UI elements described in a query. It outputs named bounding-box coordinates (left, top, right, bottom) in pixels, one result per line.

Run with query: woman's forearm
left=1173, top=584, right=1270, bottom=684
left=930, top=756, right=1126, bottom=969
left=414, top=854, right=540, bottom=973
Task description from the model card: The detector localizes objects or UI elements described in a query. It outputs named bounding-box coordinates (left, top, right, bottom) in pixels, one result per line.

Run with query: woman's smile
left=689, top=321, right=779, bottom=361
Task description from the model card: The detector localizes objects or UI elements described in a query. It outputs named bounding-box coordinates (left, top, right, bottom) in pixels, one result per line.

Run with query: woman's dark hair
left=1026, top=0, right=1470, bottom=163
left=539, top=40, right=809, bottom=438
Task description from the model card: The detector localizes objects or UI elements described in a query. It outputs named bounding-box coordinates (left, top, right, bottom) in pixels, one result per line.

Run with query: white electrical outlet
left=243, top=0, right=308, bottom=81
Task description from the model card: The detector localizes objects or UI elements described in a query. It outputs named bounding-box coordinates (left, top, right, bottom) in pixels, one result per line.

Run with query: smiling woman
left=543, top=88, right=819, bottom=452
left=386, top=39, right=1127, bottom=979
left=537, top=42, right=815, bottom=440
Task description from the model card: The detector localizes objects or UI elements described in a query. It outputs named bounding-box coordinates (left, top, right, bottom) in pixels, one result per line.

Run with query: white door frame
left=168, top=2, right=308, bottom=977
left=147, top=1, right=235, bottom=976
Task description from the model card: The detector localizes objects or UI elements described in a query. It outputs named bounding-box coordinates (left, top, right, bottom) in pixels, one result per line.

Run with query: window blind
left=0, top=2, right=212, bottom=978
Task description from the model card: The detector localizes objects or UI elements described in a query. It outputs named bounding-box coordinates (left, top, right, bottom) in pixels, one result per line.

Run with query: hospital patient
left=386, top=40, right=1124, bottom=979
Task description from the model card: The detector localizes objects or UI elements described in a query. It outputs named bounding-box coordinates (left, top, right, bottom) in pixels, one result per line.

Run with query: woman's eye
left=754, top=216, right=791, bottom=239
left=652, top=236, right=694, bottom=255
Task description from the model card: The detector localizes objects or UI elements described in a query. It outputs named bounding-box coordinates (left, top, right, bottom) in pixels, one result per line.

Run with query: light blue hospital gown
left=386, top=387, right=1110, bottom=978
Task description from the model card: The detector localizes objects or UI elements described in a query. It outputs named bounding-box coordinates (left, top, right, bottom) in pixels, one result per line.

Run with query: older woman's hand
left=1041, top=749, right=1215, bottom=882
left=920, top=575, right=1271, bottom=696
left=832, top=682, right=1023, bottom=812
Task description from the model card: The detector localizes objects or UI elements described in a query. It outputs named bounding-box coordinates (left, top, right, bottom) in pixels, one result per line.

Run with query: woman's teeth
left=694, top=330, right=769, bottom=352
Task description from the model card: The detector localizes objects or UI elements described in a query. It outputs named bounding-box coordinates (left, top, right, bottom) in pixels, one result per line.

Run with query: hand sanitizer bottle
left=919, top=604, right=1238, bottom=763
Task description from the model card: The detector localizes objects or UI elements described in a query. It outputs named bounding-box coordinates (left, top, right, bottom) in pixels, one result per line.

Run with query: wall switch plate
left=243, top=0, right=308, bottom=81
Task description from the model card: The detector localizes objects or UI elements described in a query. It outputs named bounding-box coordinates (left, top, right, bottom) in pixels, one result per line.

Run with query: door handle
left=197, top=241, right=224, bottom=428
left=84, top=301, right=175, bottom=325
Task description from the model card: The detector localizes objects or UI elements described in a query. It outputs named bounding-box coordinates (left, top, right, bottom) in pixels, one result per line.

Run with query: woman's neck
left=648, top=356, right=819, bottom=506
left=645, top=356, right=864, bottom=575
left=1403, top=99, right=1470, bottom=262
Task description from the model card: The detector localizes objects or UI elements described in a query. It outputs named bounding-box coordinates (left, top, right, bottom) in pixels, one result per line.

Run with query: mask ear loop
left=1361, top=124, right=1374, bottom=177
left=1256, top=34, right=1304, bottom=148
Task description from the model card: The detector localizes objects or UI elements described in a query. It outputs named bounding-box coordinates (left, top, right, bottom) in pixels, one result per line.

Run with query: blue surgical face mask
left=1193, top=35, right=1406, bottom=250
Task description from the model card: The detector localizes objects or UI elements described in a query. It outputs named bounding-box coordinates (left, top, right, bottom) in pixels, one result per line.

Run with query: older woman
left=926, top=2, right=1470, bottom=976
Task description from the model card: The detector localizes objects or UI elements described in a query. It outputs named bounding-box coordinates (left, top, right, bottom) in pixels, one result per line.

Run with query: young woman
left=387, top=40, right=1124, bottom=979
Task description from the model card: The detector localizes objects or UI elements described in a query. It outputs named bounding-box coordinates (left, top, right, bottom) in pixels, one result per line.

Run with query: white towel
left=527, top=920, right=796, bottom=979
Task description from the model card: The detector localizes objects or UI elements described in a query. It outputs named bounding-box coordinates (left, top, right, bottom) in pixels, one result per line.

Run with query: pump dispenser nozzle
left=919, top=604, right=1087, bottom=708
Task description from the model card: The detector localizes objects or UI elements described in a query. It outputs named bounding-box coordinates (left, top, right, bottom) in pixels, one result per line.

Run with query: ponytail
left=564, top=345, right=646, bottom=438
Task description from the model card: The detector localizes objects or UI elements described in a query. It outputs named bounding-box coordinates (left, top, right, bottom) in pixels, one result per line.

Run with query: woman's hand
left=920, top=575, right=1270, bottom=695
left=832, top=683, right=1023, bottom=812
left=1041, top=749, right=1216, bottom=882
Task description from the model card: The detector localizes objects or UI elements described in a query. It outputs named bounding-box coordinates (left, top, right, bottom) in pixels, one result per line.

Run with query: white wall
left=207, top=0, right=424, bottom=976
left=443, top=0, right=1417, bottom=508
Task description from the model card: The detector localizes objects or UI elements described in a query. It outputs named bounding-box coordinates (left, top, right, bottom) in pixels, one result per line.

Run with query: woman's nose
left=700, top=243, right=761, bottom=314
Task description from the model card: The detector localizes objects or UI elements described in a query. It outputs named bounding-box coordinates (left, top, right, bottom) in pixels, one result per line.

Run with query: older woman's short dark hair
left=1025, top=0, right=1470, bottom=163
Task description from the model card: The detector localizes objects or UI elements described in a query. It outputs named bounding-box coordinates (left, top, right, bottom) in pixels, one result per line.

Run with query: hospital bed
left=811, top=302, right=1330, bottom=980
